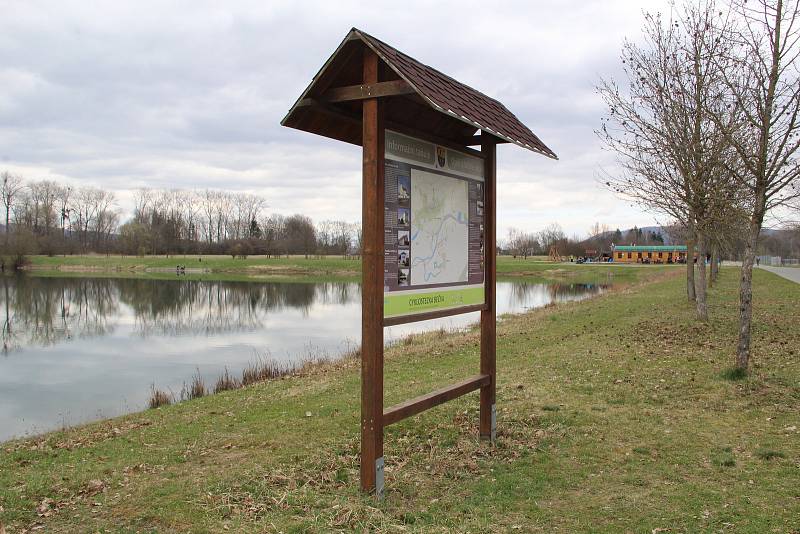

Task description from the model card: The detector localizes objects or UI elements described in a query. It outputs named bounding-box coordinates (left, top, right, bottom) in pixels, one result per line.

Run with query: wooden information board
left=281, top=28, right=556, bottom=496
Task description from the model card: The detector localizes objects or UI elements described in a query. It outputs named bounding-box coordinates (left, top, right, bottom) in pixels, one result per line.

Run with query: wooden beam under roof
left=320, top=80, right=414, bottom=103
left=298, top=98, right=487, bottom=158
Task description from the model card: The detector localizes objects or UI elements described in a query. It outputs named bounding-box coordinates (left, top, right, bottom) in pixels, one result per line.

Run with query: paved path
left=759, top=265, right=800, bottom=284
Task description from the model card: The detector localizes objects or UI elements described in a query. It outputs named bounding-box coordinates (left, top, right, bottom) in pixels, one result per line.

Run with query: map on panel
left=409, top=169, right=469, bottom=285
left=383, top=130, right=485, bottom=319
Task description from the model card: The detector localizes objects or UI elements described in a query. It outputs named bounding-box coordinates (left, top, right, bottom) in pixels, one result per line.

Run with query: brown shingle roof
left=354, top=28, right=557, bottom=159
left=282, top=28, right=556, bottom=160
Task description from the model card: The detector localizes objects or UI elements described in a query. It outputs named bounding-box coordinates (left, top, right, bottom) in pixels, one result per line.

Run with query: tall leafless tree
left=714, top=0, right=800, bottom=370
left=597, top=1, right=741, bottom=321
left=1, top=171, right=24, bottom=246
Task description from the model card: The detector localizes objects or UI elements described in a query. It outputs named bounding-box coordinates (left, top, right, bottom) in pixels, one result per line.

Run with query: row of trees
left=1, top=172, right=118, bottom=255
left=0, top=173, right=361, bottom=258
left=504, top=220, right=800, bottom=261
left=504, top=222, right=672, bottom=259
left=598, top=0, right=800, bottom=371
left=4, top=168, right=794, bottom=263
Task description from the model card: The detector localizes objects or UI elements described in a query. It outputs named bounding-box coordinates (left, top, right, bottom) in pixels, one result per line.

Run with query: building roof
left=613, top=245, right=687, bottom=252
left=281, top=28, right=556, bottom=159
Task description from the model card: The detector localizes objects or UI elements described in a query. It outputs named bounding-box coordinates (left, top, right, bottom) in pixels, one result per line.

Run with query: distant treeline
left=0, top=173, right=360, bottom=258
left=502, top=223, right=667, bottom=259
left=1, top=172, right=797, bottom=262
left=503, top=222, right=800, bottom=261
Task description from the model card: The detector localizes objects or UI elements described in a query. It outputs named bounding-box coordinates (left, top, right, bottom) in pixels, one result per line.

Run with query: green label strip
left=384, top=286, right=485, bottom=318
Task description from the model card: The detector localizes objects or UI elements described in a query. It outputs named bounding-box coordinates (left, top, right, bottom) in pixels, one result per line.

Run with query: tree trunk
left=694, top=233, right=708, bottom=321
left=736, top=220, right=762, bottom=371
left=708, top=247, right=714, bottom=289
left=686, top=235, right=696, bottom=301
left=710, top=246, right=719, bottom=287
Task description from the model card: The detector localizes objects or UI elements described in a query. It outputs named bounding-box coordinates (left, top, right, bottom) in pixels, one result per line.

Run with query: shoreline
left=0, top=274, right=628, bottom=445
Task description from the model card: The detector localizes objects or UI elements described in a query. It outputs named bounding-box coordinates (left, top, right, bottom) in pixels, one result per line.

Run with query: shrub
left=214, top=367, right=240, bottom=393
left=180, top=369, right=206, bottom=401
left=148, top=386, right=173, bottom=409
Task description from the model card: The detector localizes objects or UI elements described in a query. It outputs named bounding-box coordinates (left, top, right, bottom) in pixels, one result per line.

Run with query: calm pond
left=0, top=275, right=610, bottom=441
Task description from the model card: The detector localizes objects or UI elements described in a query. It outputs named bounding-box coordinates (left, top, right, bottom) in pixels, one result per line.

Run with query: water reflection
left=0, top=276, right=607, bottom=441
left=0, top=277, right=357, bottom=349
left=1, top=276, right=116, bottom=352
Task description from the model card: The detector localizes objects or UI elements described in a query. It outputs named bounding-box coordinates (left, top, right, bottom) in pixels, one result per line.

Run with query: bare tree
left=506, top=227, right=523, bottom=257
left=331, top=220, right=352, bottom=256
left=588, top=222, right=610, bottom=239
left=351, top=222, right=362, bottom=257
left=316, top=220, right=333, bottom=255
left=72, top=187, right=117, bottom=252
left=1, top=171, right=24, bottom=246
left=597, top=1, right=741, bottom=320
left=28, top=180, right=61, bottom=236
left=240, top=193, right=265, bottom=239
left=284, top=214, right=316, bottom=257
left=57, top=184, right=72, bottom=241
left=715, top=0, right=800, bottom=370
left=260, top=214, right=286, bottom=257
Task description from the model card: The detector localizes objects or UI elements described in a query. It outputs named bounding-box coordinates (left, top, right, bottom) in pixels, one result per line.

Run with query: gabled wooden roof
left=282, top=28, right=557, bottom=159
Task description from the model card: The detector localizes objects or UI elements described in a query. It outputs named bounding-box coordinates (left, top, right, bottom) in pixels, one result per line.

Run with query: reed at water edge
left=148, top=346, right=362, bottom=410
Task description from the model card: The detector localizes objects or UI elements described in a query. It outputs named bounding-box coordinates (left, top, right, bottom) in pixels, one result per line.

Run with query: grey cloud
left=1, top=0, right=668, bottom=234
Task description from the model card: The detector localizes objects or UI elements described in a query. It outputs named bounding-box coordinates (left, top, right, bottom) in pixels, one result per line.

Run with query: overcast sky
left=0, top=0, right=672, bottom=237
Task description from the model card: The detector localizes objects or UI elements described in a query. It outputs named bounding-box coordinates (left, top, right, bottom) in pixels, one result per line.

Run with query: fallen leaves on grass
left=199, top=410, right=548, bottom=530
left=5, top=420, right=153, bottom=455
left=83, top=479, right=106, bottom=496
left=35, top=498, right=53, bottom=517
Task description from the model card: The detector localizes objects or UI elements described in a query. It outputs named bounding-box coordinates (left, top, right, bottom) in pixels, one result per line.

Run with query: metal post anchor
left=375, top=457, right=385, bottom=498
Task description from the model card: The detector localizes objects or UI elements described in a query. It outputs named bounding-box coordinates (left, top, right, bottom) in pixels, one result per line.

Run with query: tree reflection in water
left=0, top=276, right=359, bottom=353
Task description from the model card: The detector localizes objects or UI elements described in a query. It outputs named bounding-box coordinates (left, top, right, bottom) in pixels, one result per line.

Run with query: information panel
left=383, top=130, right=485, bottom=319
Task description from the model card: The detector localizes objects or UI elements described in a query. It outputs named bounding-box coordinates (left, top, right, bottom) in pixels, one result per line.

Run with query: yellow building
left=612, top=245, right=688, bottom=264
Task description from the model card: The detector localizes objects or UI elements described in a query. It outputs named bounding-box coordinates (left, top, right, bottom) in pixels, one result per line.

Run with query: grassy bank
left=25, top=254, right=362, bottom=279
left=26, top=254, right=667, bottom=283
left=1, top=268, right=798, bottom=532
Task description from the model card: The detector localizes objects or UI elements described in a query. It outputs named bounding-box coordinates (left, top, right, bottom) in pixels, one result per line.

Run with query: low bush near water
left=148, top=385, right=173, bottom=409
left=180, top=369, right=206, bottom=401
left=241, top=358, right=288, bottom=386
left=147, top=344, right=363, bottom=410
left=214, top=367, right=240, bottom=393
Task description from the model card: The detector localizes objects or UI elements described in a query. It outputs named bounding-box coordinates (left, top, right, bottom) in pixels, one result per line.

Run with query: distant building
left=612, top=244, right=688, bottom=264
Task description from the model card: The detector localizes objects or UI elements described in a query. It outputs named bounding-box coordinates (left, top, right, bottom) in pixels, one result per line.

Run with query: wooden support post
left=480, top=137, right=497, bottom=442
left=360, top=48, right=385, bottom=495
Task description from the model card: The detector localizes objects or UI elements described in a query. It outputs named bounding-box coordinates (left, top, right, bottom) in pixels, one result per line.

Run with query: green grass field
left=26, top=254, right=669, bottom=282
left=1, top=267, right=798, bottom=532
left=26, top=254, right=362, bottom=276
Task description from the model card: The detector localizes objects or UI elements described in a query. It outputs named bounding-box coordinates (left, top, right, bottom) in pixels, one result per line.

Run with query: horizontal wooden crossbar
left=324, top=80, right=414, bottom=102
left=382, top=303, right=486, bottom=326
left=383, top=374, right=491, bottom=426
left=297, top=80, right=414, bottom=107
